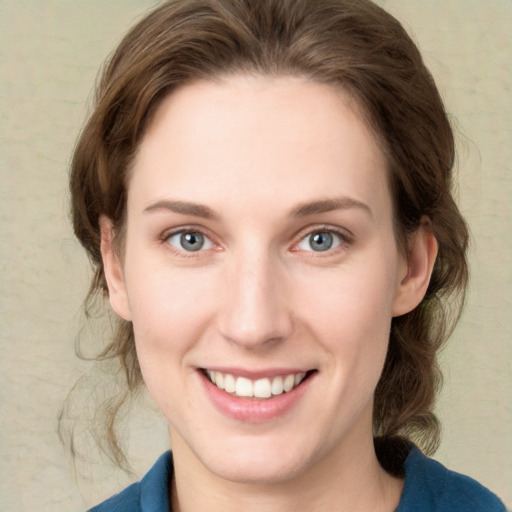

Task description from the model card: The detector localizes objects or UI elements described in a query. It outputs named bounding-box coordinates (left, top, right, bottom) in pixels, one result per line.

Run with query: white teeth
left=235, top=377, right=253, bottom=397
left=283, top=374, right=295, bottom=392
left=224, top=373, right=236, bottom=393
left=253, top=378, right=272, bottom=398
left=215, top=372, right=225, bottom=390
left=294, top=372, right=306, bottom=386
left=205, top=370, right=308, bottom=399
left=271, top=376, right=284, bottom=395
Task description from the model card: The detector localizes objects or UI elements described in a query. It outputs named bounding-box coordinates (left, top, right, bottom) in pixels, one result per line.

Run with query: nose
left=217, top=251, right=293, bottom=350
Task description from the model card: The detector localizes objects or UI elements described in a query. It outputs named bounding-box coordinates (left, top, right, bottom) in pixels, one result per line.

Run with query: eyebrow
left=143, top=200, right=218, bottom=220
left=143, top=196, right=372, bottom=220
left=290, top=197, right=372, bottom=218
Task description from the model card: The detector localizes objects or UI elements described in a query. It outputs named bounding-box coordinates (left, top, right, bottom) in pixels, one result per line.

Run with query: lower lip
left=200, top=371, right=314, bottom=423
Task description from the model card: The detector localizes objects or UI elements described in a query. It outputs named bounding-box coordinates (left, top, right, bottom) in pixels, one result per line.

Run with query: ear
left=392, top=217, right=438, bottom=317
left=99, top=215, right=132, bottom=321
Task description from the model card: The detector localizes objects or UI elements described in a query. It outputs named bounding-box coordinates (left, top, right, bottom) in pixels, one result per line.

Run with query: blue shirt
left=88, top=446, right=506, bottom=511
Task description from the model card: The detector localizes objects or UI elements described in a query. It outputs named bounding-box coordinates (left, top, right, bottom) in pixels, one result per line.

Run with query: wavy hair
left=65, top=0, right=468, bottom=469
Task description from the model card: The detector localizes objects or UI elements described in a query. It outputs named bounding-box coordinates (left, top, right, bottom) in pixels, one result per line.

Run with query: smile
left=204, top=369, right=309, bottom=399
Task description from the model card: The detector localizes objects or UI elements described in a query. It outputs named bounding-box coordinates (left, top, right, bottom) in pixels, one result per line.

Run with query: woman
left=68, top=0, right=506, bottom=510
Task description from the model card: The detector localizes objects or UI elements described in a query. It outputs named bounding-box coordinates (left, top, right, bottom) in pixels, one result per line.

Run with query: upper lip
left=200, top=367, right=315, bottom=380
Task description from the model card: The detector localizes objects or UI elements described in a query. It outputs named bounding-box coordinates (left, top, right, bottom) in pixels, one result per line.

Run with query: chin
left=195, top=433, right=321, bottom=485
left=209, top=454, right=307, bottom=485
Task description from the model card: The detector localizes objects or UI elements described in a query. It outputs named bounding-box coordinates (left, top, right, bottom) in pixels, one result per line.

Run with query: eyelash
left=291, top=225, right=353, bottom=255
left=161, top=226, right=218, bottom=257
left=161, top=224, right=353, bottom=257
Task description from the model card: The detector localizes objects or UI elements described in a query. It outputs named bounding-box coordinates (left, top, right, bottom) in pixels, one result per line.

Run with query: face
left=102, top=75, right=432, bottom=485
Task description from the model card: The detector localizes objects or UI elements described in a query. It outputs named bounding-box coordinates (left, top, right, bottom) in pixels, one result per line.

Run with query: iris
left=179, top=232, right=205, bottom=251
left=309, top=232, right=334, bottom=252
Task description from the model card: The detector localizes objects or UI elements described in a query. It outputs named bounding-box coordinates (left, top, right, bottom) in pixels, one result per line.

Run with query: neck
left=170, top=426, right=403, bottom=512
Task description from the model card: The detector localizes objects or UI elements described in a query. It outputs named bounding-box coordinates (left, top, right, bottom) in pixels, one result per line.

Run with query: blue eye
left=297, top=231, right=343, bottom=252
left=167, top=231, right=213, bottom=252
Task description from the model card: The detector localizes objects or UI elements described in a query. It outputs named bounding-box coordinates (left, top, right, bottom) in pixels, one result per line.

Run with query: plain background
left=0, top=1, right=510, bottom=510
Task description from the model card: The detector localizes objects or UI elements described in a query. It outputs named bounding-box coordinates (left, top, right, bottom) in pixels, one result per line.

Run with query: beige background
left=0, top=1, right=510, bottom=510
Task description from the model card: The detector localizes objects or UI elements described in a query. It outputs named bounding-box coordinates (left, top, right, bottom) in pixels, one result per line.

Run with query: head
left=70, top=0, right=468, bottom=469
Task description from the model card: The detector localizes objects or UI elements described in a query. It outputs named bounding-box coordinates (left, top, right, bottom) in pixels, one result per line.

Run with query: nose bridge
left=219, top=245, right=292, bottom=349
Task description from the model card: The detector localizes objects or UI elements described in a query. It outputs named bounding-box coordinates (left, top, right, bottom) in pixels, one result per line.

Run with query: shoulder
left=398, top=445, right=506, bottom=512
left=87, top=451, right=173, bottom=512
left=87, top=482, right=141, bottom=512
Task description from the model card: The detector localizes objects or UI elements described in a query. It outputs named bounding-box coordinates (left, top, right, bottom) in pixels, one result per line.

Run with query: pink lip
left=199, top=369, right=315, bottom=423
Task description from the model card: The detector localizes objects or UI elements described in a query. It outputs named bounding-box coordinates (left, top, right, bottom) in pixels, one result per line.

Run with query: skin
left=101, top=75, right=437, bottom=512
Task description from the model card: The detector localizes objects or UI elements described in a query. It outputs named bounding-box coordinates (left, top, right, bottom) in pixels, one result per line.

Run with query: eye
left=296, top=230, right=344, bottom=252
left=167, top=231, right=214, bottom=252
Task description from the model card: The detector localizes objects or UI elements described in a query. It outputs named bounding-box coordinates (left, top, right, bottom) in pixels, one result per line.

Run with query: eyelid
left=159, top=223, right=352, bottom=255
left=161, top=225, right=220, bottom=254
left=290, top=224, right=354, bottom=253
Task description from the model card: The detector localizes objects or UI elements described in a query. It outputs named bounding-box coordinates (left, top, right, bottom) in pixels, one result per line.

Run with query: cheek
left=298, top=266, right=396, bottom=338
left=294, top=258, right=398, bottom=380
left=124, top=264, right=219, bottom=416
left=124, top=260, right=218, bottom=358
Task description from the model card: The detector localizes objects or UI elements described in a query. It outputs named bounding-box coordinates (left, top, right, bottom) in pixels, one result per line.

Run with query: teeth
left=235, top=377, right=253, bottom=397
left=215, top=371, right=225, bottom=390
left=271, top=376, right=283, bottom=395
left=253, top=378, right=272, bottom=398
left=283, top=374, right=295, bottom=392
left=205, top=370, right=308, bottom=399
left=294, top=372, right=306, bottom=386
left=224, top=373, right=236, bottom=393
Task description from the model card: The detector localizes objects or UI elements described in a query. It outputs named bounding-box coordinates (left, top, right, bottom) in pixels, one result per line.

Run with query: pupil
left=181, top=232, right=203, bottom=251
left=311, top=232, right=332, bottom=251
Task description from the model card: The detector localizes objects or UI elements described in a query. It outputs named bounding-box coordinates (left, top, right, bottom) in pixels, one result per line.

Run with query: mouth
left=201, top=368, right=315, bottom=400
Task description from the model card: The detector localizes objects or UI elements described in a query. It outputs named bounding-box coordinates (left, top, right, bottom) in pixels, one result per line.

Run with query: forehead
left=129, top=75, right=390, bottom=217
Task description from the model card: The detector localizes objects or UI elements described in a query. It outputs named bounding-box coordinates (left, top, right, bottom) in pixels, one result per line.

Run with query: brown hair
left=67, top=0, right=468, bottom=469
